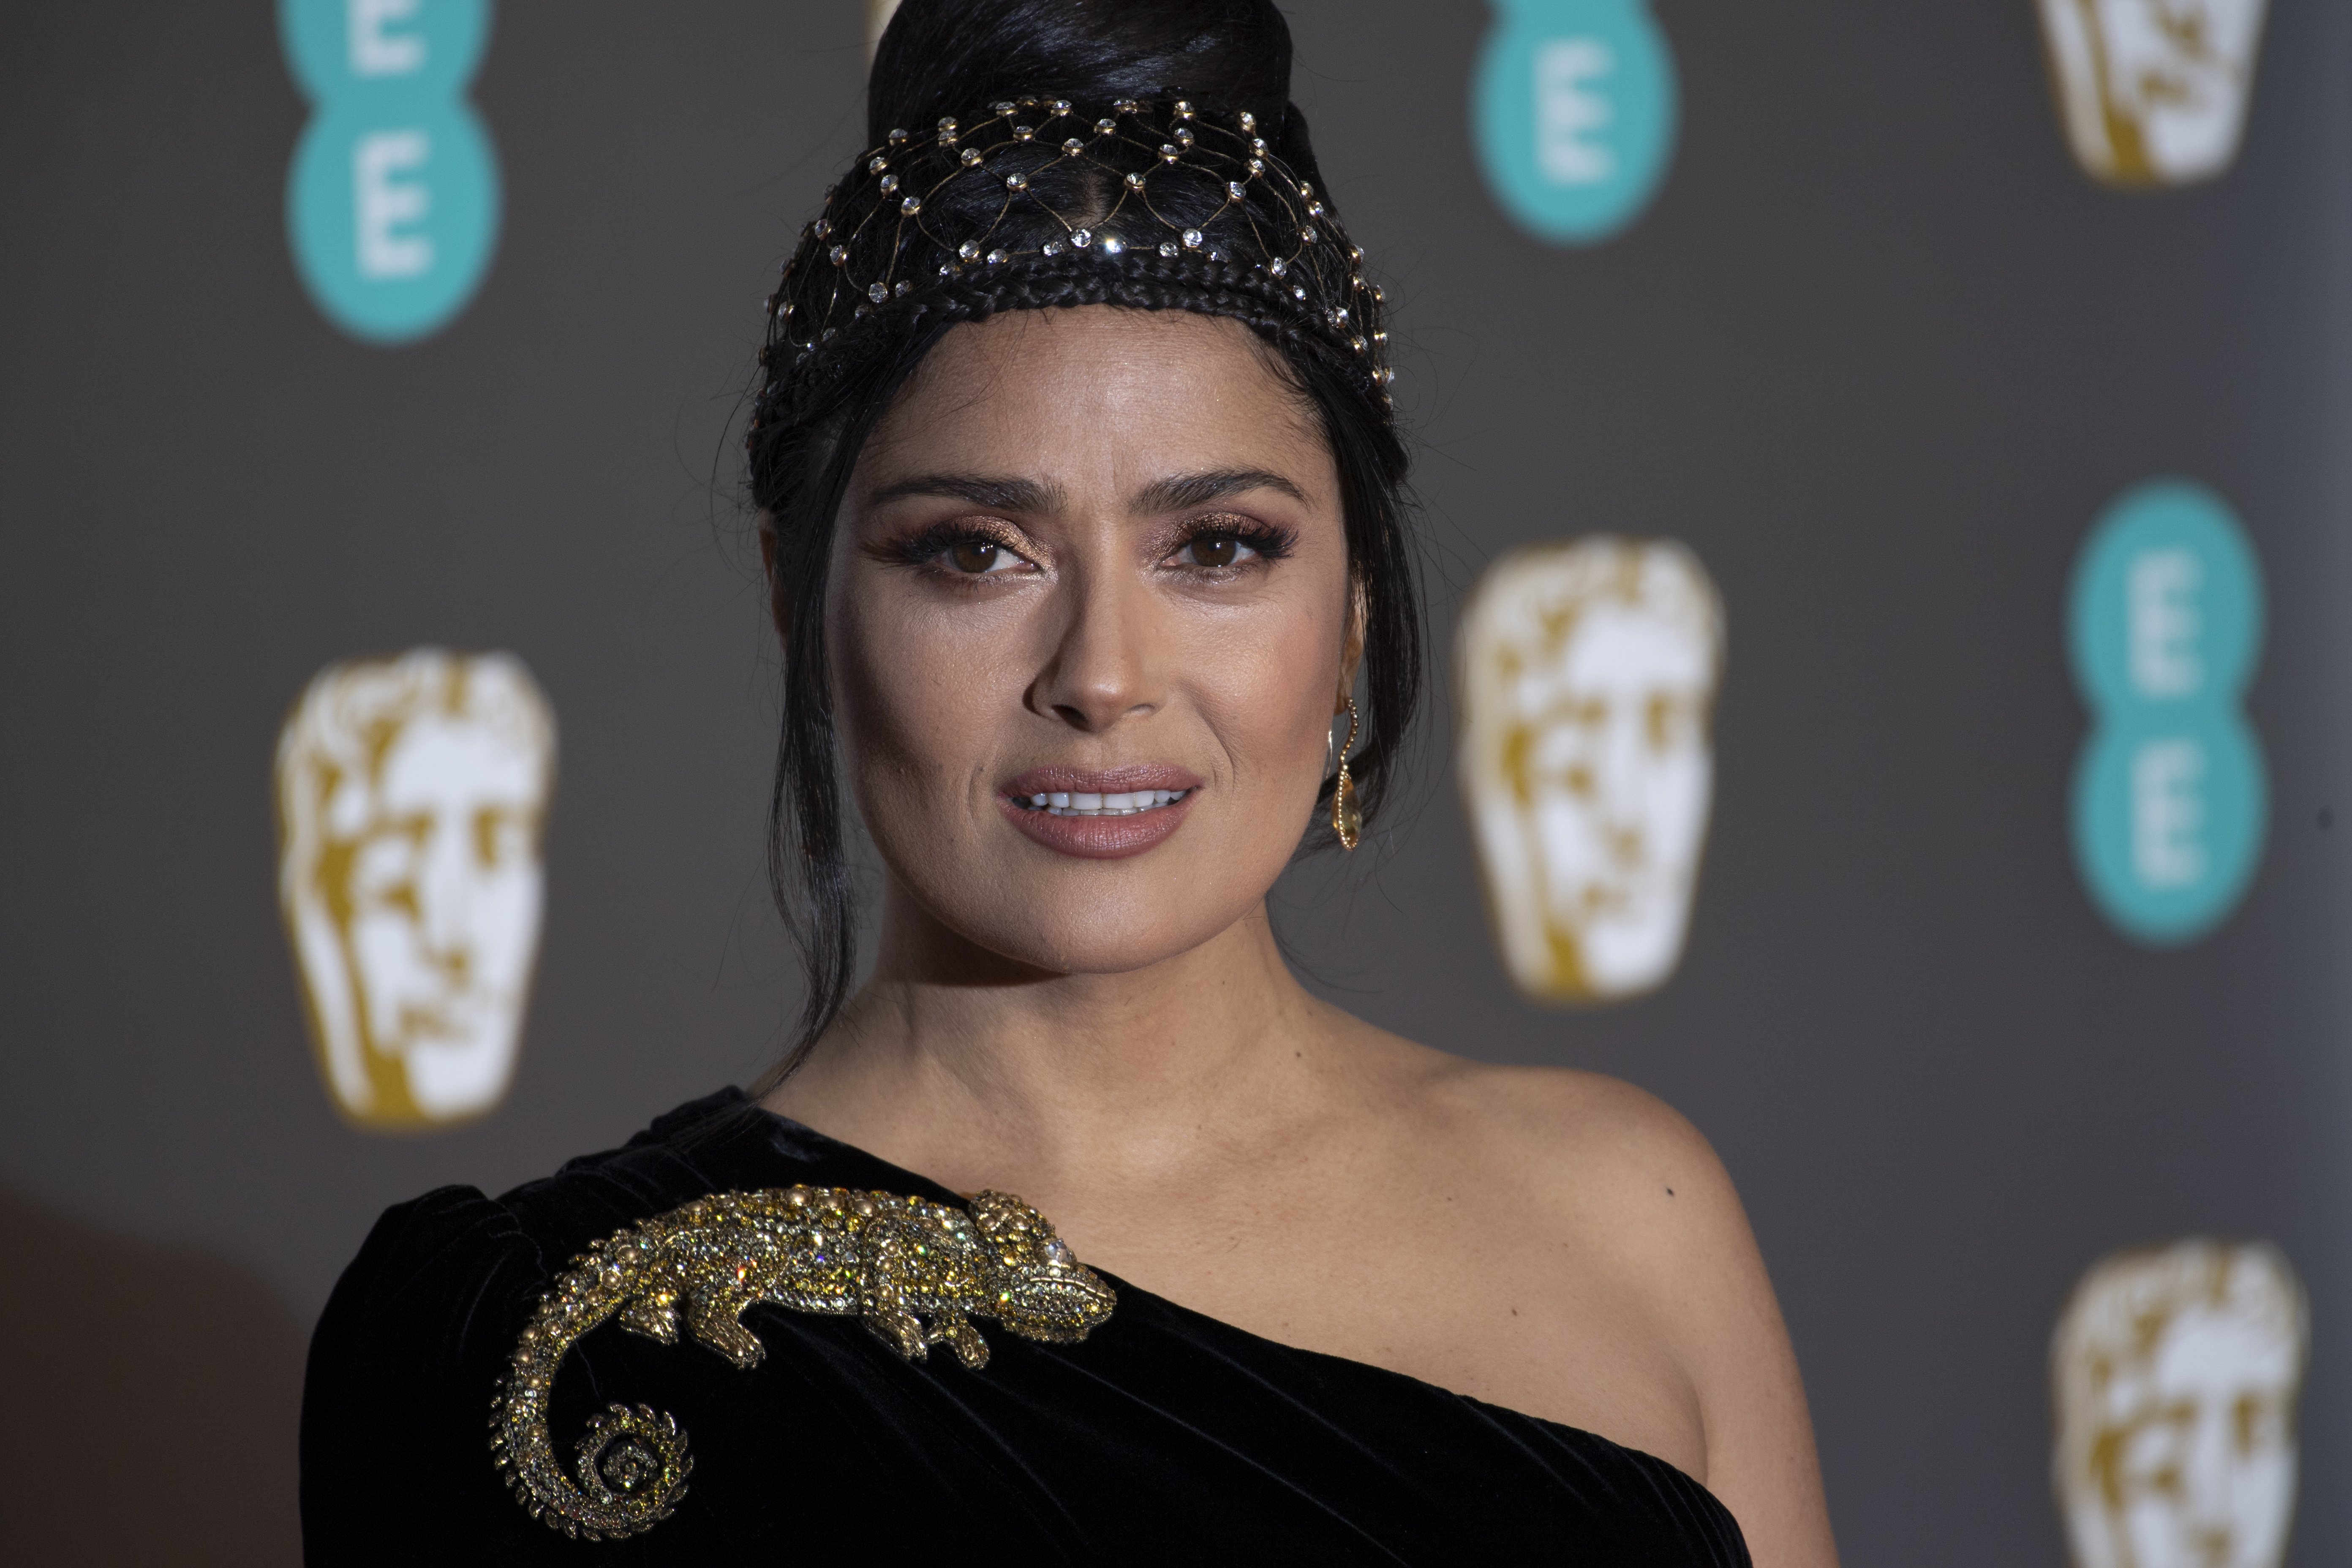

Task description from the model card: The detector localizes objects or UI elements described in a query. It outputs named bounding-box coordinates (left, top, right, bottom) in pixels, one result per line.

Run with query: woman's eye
left=1183, top=533, right=1251, bottom=569
left=946, top=537, right=1010, bottom=573
left=891, top=524, right=1031, bottom=578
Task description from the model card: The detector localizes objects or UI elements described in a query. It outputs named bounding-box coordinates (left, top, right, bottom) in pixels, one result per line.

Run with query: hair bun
left=870, top=0, right=1296, bottom=148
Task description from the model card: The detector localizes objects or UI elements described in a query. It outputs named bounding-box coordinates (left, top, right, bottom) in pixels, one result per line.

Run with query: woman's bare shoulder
left=1333, top=1015, right=1735, bottom=1219
left=1437, top=1059, right=1744, bottom=1259
left=1360, top=1037, right=1838, bottom=1563
left=1448, top=1059, right=1726, bottom=1192
left=1333, top=1020, right=1767, bottom=1351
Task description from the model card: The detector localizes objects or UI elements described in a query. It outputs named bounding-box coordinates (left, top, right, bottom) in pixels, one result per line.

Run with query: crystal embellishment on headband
left=750, top=97, right=1392, bottom=438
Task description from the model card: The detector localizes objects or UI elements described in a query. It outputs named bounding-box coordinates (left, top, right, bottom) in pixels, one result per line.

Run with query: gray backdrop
left=3, top=3, right=2345, bottom=1562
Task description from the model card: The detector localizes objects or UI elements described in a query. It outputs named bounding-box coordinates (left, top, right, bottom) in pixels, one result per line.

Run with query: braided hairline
left=753, top=251, right=1372, bottom=438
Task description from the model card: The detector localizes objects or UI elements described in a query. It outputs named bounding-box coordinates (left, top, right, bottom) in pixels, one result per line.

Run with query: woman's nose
left=1029, top=558, right=1164, bottom=732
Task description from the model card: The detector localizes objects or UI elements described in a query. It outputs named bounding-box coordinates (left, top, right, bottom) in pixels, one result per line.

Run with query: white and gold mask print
left=2053, top=1240, right=2306, bottom=1568
left=1458, top=537, right=1723, bottom=1004
left=275, top=649, right=555, bottom=1129
left=2036, top=0, right=2268, bottom=187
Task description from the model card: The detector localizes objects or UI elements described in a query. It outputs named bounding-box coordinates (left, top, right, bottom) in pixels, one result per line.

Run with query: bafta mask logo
left=2053, top=1240, right=2306, bottom=1568
left=1458, top=537, right=1723, bottom=1003
left=2036, top=0, right=2268, bottom=188
left=275, top=649, right=555, bottom=1129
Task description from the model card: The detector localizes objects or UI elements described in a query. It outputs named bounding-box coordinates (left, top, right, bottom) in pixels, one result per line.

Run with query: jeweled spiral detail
left=488, top=1227, right=694, bottom=1540
left=578, top=1404, right=690, bottom=1509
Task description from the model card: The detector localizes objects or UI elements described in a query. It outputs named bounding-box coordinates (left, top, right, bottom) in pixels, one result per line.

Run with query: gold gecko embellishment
left=489, top=1184, right=1116, bottom=1540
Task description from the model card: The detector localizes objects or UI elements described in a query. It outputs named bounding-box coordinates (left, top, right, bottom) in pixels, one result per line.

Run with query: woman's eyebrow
left=1132, top=468, right=1308, bottom=514
left=867, top=474, right=1064, bottom=512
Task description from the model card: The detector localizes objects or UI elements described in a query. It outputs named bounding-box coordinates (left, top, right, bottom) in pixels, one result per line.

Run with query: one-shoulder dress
left=299, top=1089, right=1751, bottom=1563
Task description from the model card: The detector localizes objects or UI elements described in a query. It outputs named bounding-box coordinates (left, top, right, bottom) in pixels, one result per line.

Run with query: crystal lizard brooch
left=490, top=1185, right=1116, bottom=1540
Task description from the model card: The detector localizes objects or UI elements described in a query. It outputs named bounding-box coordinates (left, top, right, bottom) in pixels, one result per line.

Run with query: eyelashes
left=875, top=518, right=1033, bottom=576
left=1168, top=512, right=1298, bottom=570
left=877, top=512, right=1299, bottom=580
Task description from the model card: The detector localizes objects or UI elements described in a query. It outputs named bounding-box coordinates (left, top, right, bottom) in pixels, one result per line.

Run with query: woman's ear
left=1337, top=574, right=1369, bottom=714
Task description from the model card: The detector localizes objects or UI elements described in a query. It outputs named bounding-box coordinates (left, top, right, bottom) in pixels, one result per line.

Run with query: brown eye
left=948, top=538, right=999, bottom=573
left=1187, top=534, right=1241, bottom=568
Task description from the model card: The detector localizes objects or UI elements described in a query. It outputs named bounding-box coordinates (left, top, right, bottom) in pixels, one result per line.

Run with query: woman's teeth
left=1018, top=788, right=1189, bottom=817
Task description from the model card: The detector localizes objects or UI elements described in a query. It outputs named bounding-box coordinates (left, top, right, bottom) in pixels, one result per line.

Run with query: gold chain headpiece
left=749, top=96, right=1392, bottom=438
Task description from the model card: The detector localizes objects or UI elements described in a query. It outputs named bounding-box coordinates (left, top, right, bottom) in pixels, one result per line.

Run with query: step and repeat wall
left=2, top=2, right=2346, bottom=1563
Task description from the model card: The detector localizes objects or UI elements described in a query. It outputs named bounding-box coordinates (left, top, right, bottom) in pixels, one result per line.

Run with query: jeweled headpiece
left=749, top=95, right=1391, bottom=440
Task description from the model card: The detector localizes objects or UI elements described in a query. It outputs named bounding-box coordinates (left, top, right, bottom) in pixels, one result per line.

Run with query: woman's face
left=825, top=306, right=1352, bottom=976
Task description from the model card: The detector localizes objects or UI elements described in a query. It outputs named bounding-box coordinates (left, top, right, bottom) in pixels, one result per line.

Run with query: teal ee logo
left=2068, top=480, right=2268, bottom=946
left=1472, top=0, right=1678, bottom=245
left=280, top=0, right=501, bottom=343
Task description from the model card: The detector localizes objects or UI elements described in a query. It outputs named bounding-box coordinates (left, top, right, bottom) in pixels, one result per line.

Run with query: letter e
left=354, top=129, right=434, bottom=280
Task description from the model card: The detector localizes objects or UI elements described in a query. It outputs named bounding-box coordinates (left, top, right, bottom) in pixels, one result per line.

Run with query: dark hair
left=747, top=0, right=1421, bottom=1083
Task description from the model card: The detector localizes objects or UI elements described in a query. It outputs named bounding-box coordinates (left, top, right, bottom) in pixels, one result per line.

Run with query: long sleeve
left=299, top=1185, right=571, bottom=1564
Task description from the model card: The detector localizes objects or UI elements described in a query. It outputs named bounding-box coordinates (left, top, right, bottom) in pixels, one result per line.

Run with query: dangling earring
left=1329, top=697, right=1362, bottom=851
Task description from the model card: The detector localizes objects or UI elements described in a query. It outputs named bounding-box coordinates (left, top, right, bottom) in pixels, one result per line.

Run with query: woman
left=302, top=2, right=1838, bottom=1560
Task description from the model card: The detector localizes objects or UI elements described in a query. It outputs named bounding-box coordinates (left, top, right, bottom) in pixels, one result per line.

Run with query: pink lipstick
left=999, top=764, right=1203, bottom=859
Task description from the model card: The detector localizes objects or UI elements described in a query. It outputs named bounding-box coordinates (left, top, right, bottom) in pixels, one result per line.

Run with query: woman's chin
left=908, top=885, right=1255, bottom=980
left=873, top=801, right=1301, bottom=979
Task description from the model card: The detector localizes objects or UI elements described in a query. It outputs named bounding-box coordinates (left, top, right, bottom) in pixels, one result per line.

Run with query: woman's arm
left=1602, top=1086, right=1841, bottom=1566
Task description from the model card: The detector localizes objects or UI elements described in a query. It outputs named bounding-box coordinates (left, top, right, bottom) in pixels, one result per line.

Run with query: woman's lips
left=999, top=764, right=1202, bottom=860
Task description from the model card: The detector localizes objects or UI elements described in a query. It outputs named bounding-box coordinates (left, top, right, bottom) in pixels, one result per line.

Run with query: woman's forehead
left=864, top=307, right=1326, bottom=487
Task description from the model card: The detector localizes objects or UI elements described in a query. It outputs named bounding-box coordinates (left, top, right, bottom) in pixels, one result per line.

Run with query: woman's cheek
left=838, top=577, right=965, bottom=730
left=831, top=579, right=943, bottom=797
left=1195, top=598, right=1344, bottom=824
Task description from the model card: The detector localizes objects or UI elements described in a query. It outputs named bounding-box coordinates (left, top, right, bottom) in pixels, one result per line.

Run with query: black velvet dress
left=301, top=1089, right=1751, bottom=1564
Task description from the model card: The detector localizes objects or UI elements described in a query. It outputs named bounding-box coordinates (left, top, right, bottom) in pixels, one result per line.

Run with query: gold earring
left=1330, top=697, right=1362, bottom=851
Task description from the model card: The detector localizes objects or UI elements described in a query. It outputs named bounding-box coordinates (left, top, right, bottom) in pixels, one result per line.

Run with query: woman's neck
left=758, top=885, right=1351, bottom=1196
